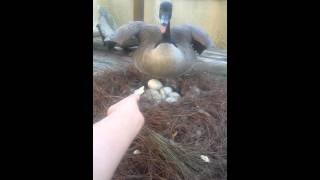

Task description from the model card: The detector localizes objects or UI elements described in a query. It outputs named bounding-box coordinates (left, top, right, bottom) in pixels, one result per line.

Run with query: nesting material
left=93, top=66, right=227, bottom=180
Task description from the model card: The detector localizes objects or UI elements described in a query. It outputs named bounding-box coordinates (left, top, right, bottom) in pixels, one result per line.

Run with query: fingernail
left=134, top=86, right=145, bottom=96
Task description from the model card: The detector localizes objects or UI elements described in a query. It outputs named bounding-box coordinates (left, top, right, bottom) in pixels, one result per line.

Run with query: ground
left=93, top=37, right=227, bottom=180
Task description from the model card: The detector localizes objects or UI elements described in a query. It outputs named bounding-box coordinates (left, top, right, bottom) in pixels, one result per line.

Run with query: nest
left=93, top=66, right=227, bottom=180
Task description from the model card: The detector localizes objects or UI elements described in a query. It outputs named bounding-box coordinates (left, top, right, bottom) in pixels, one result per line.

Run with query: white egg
left=147, top=79, right=163, bottom=90
left=133, top=149, right=141, bottom=155
left=165, top=91, right=181, bottom=103
left=161, top=86, right=173, bottom=95
left=159, top=88, right=167, bottom=99
left=200, top=155, right=210, bottom=163
left=145, top=89, right=162, bottom=102
left=168, top=92, right=181, bottom=98
left=165, top=96, right=179, bottom=103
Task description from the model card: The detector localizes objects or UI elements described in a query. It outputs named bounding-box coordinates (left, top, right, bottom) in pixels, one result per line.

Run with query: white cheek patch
left=160, top=17, right=166, bottom=24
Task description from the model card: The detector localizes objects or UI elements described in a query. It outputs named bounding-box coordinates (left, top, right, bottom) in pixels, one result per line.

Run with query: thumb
left=132, top=86, right=144, bottom=101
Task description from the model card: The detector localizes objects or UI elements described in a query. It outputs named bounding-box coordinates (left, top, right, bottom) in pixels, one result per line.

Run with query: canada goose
left=102, top=1, right=214, bottom=78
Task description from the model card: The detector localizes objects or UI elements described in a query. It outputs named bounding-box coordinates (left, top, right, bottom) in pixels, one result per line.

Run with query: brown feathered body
left=107, top=21, right=213, bottom=78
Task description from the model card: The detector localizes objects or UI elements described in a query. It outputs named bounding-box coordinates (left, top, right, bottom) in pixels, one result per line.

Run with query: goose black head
left=159, top=1, right=172, bottom=34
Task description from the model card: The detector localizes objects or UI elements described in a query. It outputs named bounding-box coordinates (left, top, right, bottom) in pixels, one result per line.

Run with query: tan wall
left=145, top=0, right=227, bottom=48
left=94, top=0, right=227, bottom=48
left=93, top=0, right=134, bottom=28
left=93, top=0, right=98, bottom=29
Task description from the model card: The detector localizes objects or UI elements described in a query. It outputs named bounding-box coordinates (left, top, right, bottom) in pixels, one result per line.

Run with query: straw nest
left=93, top=66, right=227, bottom=180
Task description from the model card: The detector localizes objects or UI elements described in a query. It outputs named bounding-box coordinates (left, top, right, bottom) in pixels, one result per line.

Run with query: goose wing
left=106, top=21, right=145, bottom=47
left=180, top=24, right=214, bottom=54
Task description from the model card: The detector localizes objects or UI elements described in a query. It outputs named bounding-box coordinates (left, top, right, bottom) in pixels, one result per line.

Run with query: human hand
left=93, top=93, right=145, bottom=180
left=107, top=94, right=145, bottom=133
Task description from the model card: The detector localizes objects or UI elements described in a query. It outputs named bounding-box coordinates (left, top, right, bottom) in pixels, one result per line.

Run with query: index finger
left=128, top=93, right=141, bottom=101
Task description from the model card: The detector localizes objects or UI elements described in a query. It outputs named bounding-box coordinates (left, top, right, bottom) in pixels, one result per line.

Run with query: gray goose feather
left=106, top=21, right=213, bottom=78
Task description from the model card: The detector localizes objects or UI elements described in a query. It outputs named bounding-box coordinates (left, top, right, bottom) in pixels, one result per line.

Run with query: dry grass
left=93, top=66, right=227, bottom=180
